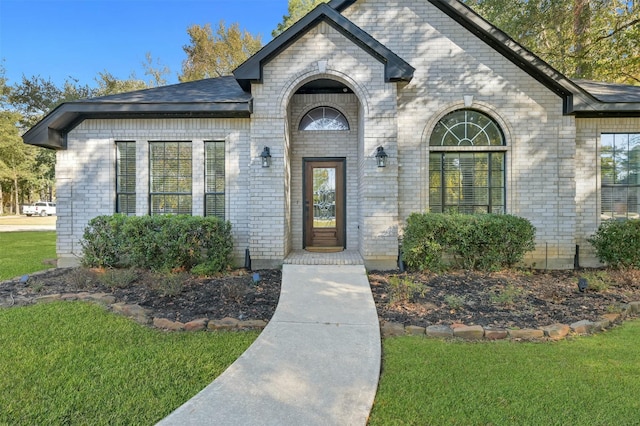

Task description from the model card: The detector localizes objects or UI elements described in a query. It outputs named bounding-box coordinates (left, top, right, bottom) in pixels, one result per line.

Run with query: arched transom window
left=299, top=106, right=349, bottom=131
left=429, top=109, right=506, bottom=214
left=430, top=109, right=504, bottom=146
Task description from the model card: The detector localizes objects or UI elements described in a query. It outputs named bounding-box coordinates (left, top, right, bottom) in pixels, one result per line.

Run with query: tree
left=143, top=52, right=171, bottom=87
left=93, top=71, right=148, bottom=97
left=180, top=21, right=262, bottom=82
left=272, top=0, right=329, bottom=37
left=462, top=0, right=640, bottom=84
left=0, top=110, right=38, bottom=214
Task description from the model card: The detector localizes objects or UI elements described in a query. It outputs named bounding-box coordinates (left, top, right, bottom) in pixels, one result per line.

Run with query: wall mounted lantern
left=375, top=146, right=388, bottom=168
left=260, top=146, right=272, bottom=168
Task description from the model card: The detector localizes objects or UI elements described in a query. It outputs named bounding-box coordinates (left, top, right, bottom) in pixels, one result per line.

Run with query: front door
left=304, top=159, right=345, bottom=250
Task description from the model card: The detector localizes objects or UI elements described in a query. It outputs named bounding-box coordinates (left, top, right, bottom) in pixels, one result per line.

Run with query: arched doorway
left=287, top=78, right=360, bottom=252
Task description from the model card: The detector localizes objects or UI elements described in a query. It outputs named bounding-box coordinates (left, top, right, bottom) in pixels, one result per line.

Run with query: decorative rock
left=111, top=303, right=150, bottom=325
left=405, top=325, right=426, bottom=336
left=86, top=293, right=117, bottom=305
left=601, top=313, right=621, bottom=324
left=380, top=321, right=405, bottom=337
left=61, top=293, right=81, bottom=300
left=542, top=323, right=570, bottom=340
left=630, top=301, right=640, bottom=314
left=453, top=325, right=484, bottom=340
left=239, top=319, right=268, bottom=330
left=1, top=295, right=30, bottom=307
left=208, top=317, right=240, bottom=331
left=508, top=329, right=544, bottom=339
left=35, top=294, right=62, bottom=303
left=426, top=325, right=453, bottom=338
left=153, top=317, right=185, bottom=331
left=593, top=319, right=609, bottom=331
left=484, top=328, right=508, bottom=340
left=570, top=320, right=595, bottom=334
left=184, top=318, right=208, bottom=331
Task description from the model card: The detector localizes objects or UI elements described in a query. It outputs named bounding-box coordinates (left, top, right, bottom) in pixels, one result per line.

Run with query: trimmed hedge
left=588, top=219, right=640, bottom=269
left=402, top=213, right=536, bottom=272
left=81, top=214, right=233, bottom=273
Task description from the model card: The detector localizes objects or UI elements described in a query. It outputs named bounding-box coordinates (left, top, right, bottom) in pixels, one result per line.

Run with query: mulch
left=2, top=267, right=639, bottom=329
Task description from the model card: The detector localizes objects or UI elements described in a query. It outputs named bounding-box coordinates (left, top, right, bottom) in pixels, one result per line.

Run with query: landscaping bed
left=2, top=267, right=639, bottom=331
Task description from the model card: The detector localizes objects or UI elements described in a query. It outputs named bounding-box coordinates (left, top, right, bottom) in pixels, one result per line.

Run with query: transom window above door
left=299, top=106, right=349, bottom=131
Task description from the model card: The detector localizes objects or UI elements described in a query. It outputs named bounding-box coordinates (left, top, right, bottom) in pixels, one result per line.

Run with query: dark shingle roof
left=24, top=0, right=640, bottom=149
left=574, top=80, right=640, bottom=103
left=84, top=76, right=251, bottom=104
left=23, top=76, right=252, bottom=149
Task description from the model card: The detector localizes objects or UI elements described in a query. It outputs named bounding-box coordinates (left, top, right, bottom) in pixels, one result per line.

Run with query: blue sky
left=0, top=0, right=290, bottom=88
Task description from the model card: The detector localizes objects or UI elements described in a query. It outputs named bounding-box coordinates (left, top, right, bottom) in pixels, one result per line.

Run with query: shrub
left=80, top=214, right=129, bottom=268
left=387, top=276, right=429, bottom=304
left=402, top=213, right=536, bottom=272
left=81, top=215, right=233, bottom=273
left=588, top=220, right=640, bottom=269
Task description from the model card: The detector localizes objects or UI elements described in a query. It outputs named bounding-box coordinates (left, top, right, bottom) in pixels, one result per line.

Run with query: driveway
left=0, top=215, right=57, bottom=232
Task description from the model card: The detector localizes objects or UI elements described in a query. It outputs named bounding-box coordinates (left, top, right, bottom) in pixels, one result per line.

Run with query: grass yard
left=0, top=231, right=56, bottom=280
left=370, top=321, right=640, bottom=425
left=0, top=302, right=257, bottom=425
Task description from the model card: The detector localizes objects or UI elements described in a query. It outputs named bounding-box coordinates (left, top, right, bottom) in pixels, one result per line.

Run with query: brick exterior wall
left=575, top=117, right=640, bottom=267
left=56, top=118, right=251, bottom=267
left=55, top=1, right=640, bottom=269
left=342, top=0, right=581, bottom=268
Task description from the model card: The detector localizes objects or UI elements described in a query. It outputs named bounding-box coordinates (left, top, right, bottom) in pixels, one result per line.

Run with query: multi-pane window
left=149, top=141, right=192, bottom=215
left=299, top=106, right=349, bottom=131
left=116, top=141, right=136, bottom=215
left=205, top=141, right=225, bottom=219
left=429, top=109, right=506, bottom=214
left=429, top=152, right=505, bottom=214
left=601, top=133, right=640, bottom=220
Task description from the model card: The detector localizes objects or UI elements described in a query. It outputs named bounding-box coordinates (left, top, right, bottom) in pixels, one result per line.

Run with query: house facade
left=24, top=0, right=640, bottom=270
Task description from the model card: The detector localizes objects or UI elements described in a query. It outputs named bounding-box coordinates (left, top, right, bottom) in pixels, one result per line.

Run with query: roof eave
left=572, top=102, right=640, bottom=118
left=23, top=101, right=253, bottom=150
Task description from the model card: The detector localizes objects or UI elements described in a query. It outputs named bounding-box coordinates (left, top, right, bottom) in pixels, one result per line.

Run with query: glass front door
left=304, top=159, right=345, bottom=249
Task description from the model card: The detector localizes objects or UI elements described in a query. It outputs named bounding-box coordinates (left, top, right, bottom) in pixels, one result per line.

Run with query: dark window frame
left=429, top=152, right=506, bottom=214
left=299, top=106, right=350, bottom=131
left=204, top=140, right=225, bottom=220
left=429, top=109, right=507, bottom=214
left=601, top=133, right=640, bottom=220
left=115, top=141, right=136, bottom=215
left=149, top=141, right=193, bottom=215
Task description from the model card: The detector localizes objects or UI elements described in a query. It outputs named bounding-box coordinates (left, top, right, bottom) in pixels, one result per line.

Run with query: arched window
left=429, top=109, right=506, bottom=214
left=299, top=107, right=349, bottom=131
left=430, top=109, right=504, bottom=146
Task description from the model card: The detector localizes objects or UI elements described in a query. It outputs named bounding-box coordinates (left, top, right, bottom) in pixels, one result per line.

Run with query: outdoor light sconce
left=375, top=146, right=388, bottom=168
left=260, top=146, right=272, bottom=168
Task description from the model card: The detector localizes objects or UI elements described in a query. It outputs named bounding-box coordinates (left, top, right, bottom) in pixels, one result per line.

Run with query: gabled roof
left=233, top=3, right=415, bottom=91
left=23, top=0, right=640, bottom=150
left=22, top=76, right=252, bottom=149
left=331, top=0, right=640, bottom=116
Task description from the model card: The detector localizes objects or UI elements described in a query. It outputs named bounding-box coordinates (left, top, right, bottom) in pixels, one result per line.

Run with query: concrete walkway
left=158, top=264, right=381, bottom=426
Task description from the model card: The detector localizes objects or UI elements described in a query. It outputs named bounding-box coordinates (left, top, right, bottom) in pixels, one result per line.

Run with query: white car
left=23, top=201, right=56, bottom=217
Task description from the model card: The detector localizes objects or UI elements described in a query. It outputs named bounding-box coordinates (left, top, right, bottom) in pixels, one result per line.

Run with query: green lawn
left=370, top=321, right=640, bottom=425
left=0, top=302, right=257, bottom=425
left=0, top=231, right=56, bottom=280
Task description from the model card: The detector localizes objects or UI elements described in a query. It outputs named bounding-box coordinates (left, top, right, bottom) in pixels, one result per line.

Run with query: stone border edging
left=381, top=301, right=640, bottom=341
left=3, top=269, right=639, bottom=339
left=3, top=291, right=268, bottom=332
